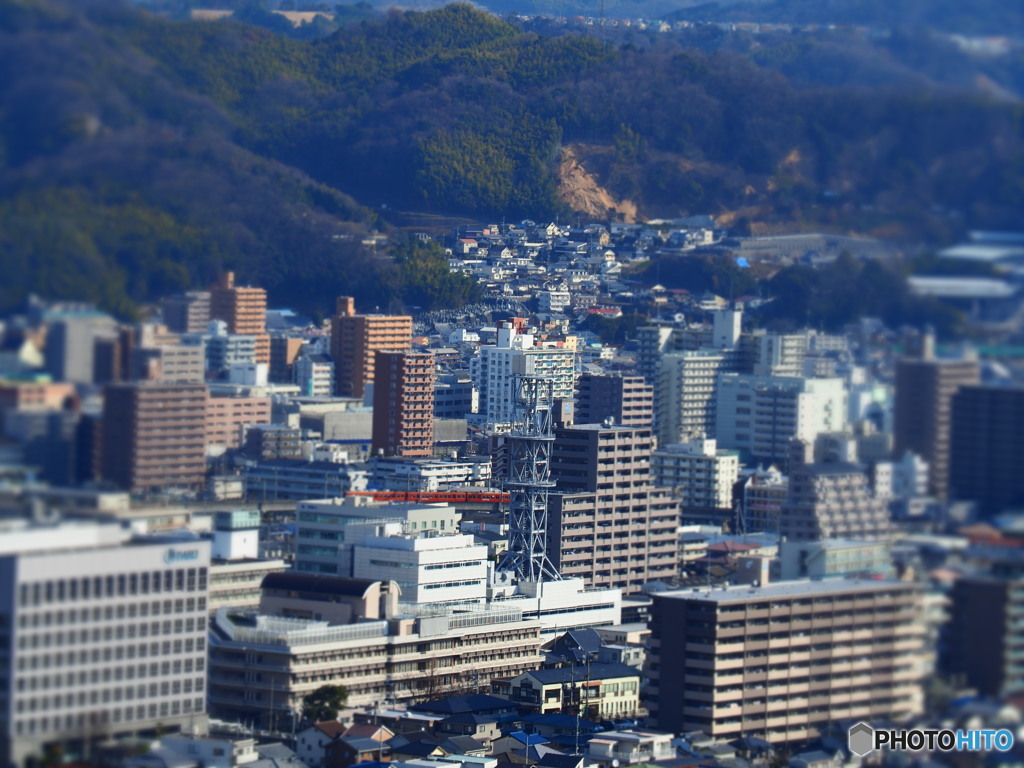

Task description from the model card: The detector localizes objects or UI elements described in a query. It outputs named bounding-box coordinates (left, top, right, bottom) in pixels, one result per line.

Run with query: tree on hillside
left=302, top=684, right=348, bottom=722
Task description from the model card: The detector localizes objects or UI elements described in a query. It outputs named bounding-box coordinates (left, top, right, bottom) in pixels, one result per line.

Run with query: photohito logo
left=848, top=722, right=1015, bottom=756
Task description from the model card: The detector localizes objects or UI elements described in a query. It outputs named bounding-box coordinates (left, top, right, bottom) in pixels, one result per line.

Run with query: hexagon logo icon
left=849, top=722, right=876, bottom=757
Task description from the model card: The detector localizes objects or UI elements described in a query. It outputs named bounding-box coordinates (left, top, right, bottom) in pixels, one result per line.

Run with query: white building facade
left=353, top=534, right=489, bottom=605
left=715, top=374, right=848, bottom=466
left=0, top=521, right=211, bottom=767
left=471, top=321, right=576, bottom=427
left=651, top=436, right=739, bottom=510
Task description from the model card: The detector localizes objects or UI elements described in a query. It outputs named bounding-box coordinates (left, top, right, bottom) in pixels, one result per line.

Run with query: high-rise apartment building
left=546, top=425, right=679, bottom=593
left=716, top=374, right=847, bottom=468
left=472, top=319, right=576, bottom=427
left=100, top=382, right=208, bottom=493
left=893, top=342, right=979, bottom=499
left=162, top=292, right=211, bottom=335
left=372, top=351, right=435, bottom=457
left=209, top=272, right=270, bottom=364
left=330, top=297, right=412, bottom=399
left=656, top=350, right=745, bottom=446
left=777, top=441, right=891, bottom=542
left=0, top=520, right=211, bottom=767
left=637, top=307, right=746, bottom=384
left=647, top=579, right=924, bottom=743
left=944, top=575, right=1024, bottom=698
left=575, top=373, right=653, bottom=427
left=950, top=384, right=1024, bottom=517
left=651, top=435, right=739, bottom=511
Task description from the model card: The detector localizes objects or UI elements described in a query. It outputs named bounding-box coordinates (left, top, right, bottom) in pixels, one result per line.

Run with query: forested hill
left=1, top=0, right=1022, bottom=317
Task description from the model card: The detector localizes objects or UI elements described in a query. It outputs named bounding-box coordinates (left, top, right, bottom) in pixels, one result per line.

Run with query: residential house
left=583, top=731, right=675, bottom=768
left=491, top=663, right=642, bottom=719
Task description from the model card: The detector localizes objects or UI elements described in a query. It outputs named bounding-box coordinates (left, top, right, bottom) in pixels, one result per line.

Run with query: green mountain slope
left=1, top=0, right=1022, bottom=317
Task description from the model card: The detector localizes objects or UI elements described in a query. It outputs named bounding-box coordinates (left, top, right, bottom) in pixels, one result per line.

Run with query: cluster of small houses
left=439, top=219, right=736, bottom=325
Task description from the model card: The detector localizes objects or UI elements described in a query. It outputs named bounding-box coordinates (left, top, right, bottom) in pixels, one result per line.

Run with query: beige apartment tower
left=210, top=271, right=270, bottom=364
left=648, top=579, right=924, bottom=744
left=547, top=424, right=679, bottom=592
left=330, top=297, right=413, bottom=398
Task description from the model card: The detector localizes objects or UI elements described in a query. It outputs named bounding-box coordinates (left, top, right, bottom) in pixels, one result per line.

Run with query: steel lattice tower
left=497, top=375, right=562, bottom=582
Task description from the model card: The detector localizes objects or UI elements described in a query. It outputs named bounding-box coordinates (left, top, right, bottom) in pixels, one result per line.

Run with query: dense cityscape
left=2, top=213, right=1024, bottom=768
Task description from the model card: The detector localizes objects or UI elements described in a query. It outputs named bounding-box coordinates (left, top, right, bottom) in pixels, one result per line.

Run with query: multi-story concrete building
left=268, top=336, right=305, bottom=384
left=352, top=533, right=488, bottom=606
left=647, top=579, right=924, bottom=744
left=0, top=381, right=78, bottom=413
left=208, top=510, right=287, bottom=613
left=43, top=314, right=117, bottom=385
left=637, top=307, right=745, bottom=385
left=537, top=284, right=572, bottom=314
left=656, top=350, right=745, bottom=446
left=950, top=384, right=1024, bottom=517
left=207, top=574, right=542, bottom=727
left=472, top=319, right=576, bottom=428
left=716, top=375, right=847, bottom=468
left=330, top=297, right=412, bottom=399
left=205, top=394, right=272, bottom=452
left=736, top=467, right=788, bottom=535
left=893, top=340, right=979, bottom=500
left=0, top=520, right=211, bottom=767
left=294, top=497, right=461, bottom=576
left=131, top=343, right=205, bottom=384
left=575, top=373, right=653, bottom=427
left=372, top=351, right=435, bottom=457
left=651, top=435, right=739, bottom=511
left=369, top=456, right=492, bottom=492
left=944, top=575, right=1024, bottom=698
left=100, top=381, right=208, bottom=493
left=434, top=372, right=477, bottom=419
left=584, top=731, right=675, bottom=768
left=209, top=272, right=270, bottom=365
left=750, top=330, right=809, bottom=378
left=243, top=459, right=369, bottom=501
left=546, top=425, right=679, bottom=593
left=186, top=321, right=257, bottom=377
left=777, top=442, right=891, bottom=542
left=294, top=353, right=334, bottom=397
left=162, top=292, right=211, bottom=335
left=775, top=539, right=892, bottom=581
left=242, top=424, right=301, bottom=460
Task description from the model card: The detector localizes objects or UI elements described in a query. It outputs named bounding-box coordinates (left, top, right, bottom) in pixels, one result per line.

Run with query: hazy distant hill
left=663, top=0, right=1024, bottom=36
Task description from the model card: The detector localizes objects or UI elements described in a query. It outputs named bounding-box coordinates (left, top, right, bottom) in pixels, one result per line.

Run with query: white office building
left=0, top=520, right=211, bottom=767
left=353, top=534, right=489, bottom=605
left=715, top=374, right=847, bottom=466
left=294, top=497, right=461, bottom=576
